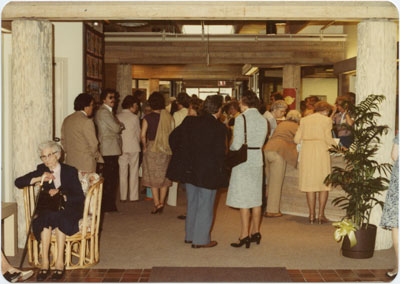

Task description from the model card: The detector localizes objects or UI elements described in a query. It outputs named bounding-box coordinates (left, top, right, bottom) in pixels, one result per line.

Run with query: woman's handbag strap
left=242, top=114, right=247, bottom=145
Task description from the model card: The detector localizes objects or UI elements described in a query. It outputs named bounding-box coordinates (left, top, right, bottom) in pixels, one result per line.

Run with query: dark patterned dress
left=142, top=112, right=172, bottom=188
left=380, top=134, right=399, bottom=230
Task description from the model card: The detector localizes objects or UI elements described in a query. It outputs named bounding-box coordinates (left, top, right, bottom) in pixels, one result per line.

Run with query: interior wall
left=2, top=33, right=13, bottom=202
left=301, top=78, right=338, bottom=105
left=53, top=22, right=83, bottom=116
left=138, top=80, right=150, bottom=99
left=344, top=24, right=358, bottom=59
left=105, top=63, right=117, bottom=90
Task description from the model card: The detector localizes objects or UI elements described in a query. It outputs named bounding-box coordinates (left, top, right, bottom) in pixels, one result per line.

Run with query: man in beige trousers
left=116, top=96, right=141, bottom=202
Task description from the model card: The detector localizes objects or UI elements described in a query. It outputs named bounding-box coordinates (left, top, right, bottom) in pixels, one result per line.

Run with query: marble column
left=149, top=79, right=160, bottom=95
left=116, top=64, right=132, bottom=112
left=11, top=20, right=53, bottom=247
left=282, top=65, right=301, bottom=110
left=356, top=19, right=397, bottom=250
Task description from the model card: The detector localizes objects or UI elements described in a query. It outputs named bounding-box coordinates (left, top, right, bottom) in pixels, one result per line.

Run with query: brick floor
left=288, top=269, right=394, bottom=282
left=23, top=268, right=395, bottom=282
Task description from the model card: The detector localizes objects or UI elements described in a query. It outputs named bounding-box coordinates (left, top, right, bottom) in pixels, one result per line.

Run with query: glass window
left=186, top=88, right=199, bottom=96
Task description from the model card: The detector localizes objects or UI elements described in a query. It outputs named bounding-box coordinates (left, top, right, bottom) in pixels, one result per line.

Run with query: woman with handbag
left=226, top=90, right=268, bottom=248
left=141, top=92, right=174, bottom=214
left=15, top=141, right=84, bottom=281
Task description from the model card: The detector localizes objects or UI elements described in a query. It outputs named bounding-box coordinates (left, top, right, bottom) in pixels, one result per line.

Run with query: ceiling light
left=118, top=22, right=148, bottom=28
left=182, top=25, right=234, bottom=34
left=245, top=67, right=259, bottom=76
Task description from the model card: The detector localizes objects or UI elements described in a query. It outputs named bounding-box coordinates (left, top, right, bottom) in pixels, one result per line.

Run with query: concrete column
left=356, top=19, right=397, bottom=250
left=149, top=79, right=160, bottom=96
left=116, top=64, right=132, bottom=112
left=282, top=65, right=301, bottom=110
left=11, top=20, right=53, bottom=247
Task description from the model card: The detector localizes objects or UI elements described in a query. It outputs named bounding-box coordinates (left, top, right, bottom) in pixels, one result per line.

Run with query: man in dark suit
left=168, top=95, right=227, bottom=248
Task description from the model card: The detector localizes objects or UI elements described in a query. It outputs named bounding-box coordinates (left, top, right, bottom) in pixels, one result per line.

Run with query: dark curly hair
left=121, top=95, right=140, bottom=109
left=148, top=92, right=165, bottom=110
left=203, top=95, right=223, bottom=115
left=100, top=88, right=116, bottom=102
left=241, top=90, right=260, bottom=108
left=74, top=93, right=94, bottom=111
left=177, top=92, right=190, bottom=108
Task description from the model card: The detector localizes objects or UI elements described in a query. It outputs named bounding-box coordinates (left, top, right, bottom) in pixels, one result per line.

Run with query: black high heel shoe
left=317, top=215, right=330, bottom=224
left=51, top=266, right=65, bottom=281
left=250, top=232, right=262, bottom=245
left=151, top=204, right=164, bottom=214
left=37, top=268, right=50, bottom=282
left=231, top=236, right=251, bottom=248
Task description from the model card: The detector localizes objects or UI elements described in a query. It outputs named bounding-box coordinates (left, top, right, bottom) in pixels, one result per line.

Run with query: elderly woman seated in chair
left=15, top=141, right=84, bottom=281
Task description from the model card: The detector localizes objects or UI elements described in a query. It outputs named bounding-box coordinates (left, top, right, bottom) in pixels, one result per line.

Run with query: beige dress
left=294, top=113, right=336, bottom=192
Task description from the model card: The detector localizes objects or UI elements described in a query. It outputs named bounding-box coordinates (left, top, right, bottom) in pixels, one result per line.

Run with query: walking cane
left=19, top=175, right=51, bottom=269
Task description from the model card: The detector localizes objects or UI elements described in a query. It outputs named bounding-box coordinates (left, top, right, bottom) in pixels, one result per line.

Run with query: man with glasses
left=95, top=89, right=124, bottom=213
left=61, top=93, right=103, bottom=173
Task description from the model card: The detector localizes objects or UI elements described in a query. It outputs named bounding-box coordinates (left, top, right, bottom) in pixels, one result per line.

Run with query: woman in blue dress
left=15, top=141, right=84, bottom=281
left=380, top=134, right=399, bottom=278
left=226, top=90, right=268, bottom=248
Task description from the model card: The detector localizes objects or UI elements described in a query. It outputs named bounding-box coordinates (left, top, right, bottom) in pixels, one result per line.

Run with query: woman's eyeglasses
left=40, top=152, right=57, bottom=161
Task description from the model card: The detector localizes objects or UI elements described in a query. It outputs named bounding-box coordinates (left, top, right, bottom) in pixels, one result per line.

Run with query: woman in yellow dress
left=294, top=101, right=337, bottom=224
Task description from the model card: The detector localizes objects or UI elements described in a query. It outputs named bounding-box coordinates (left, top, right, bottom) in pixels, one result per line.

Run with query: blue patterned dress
left=380, top=134, right=399, bottom=229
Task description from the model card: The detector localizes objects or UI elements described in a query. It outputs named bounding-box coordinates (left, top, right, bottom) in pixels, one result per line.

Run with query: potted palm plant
left=324, top=94, right=392, bottom=259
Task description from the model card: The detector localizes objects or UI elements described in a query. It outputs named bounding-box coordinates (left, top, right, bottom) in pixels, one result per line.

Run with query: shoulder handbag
left=36, top=188, right=66, bottom=213
left=225, top=114, right=248, bottom=169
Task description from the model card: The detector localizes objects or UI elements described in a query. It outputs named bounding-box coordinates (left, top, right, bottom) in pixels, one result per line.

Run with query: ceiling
left=100, top=19, right=354, bottom=82
left=102, top=20, right=358, bottom=34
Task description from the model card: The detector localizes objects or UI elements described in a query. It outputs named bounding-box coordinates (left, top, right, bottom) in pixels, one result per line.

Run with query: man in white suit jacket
left=94, top=89, right=124, bottom=212
left=116, top=96, right=141, bottom=201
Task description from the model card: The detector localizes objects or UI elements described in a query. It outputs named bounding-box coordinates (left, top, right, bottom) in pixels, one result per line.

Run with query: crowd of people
left=12, top=88, right=398, bottom=280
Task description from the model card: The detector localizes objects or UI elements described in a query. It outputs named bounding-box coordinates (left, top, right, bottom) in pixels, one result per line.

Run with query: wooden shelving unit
left=83, top=24, right=104, bottom=103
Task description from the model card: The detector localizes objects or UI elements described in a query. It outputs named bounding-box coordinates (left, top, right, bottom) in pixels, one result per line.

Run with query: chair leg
left=95, top=235, right=99, bottom=262
left=79, top=239, right=86, bottom=267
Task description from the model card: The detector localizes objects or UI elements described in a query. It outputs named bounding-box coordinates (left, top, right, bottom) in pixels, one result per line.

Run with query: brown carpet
left=149, top=266, right=292, bottom=282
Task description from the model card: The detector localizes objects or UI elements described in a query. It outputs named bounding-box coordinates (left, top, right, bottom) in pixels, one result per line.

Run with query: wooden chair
left=22, top=172, right=103, bottom=270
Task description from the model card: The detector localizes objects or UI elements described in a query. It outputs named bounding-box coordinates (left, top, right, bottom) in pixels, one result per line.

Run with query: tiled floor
left=24, top=269, right=151, bottom=282
left=22, top=268, right=394, bottom=282
left=288, top=269, right=394, bottom=282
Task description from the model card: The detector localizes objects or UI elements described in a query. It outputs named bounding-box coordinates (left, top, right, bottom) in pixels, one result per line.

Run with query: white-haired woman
left=263, top=100, right=288, bottom=139
left=15, top=141, right=84, bottom=281
left=264, top=110, right=301, bottom=217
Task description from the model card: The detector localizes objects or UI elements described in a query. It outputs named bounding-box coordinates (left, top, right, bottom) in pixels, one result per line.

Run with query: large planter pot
left=341, top=224, right=377, bottom=259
